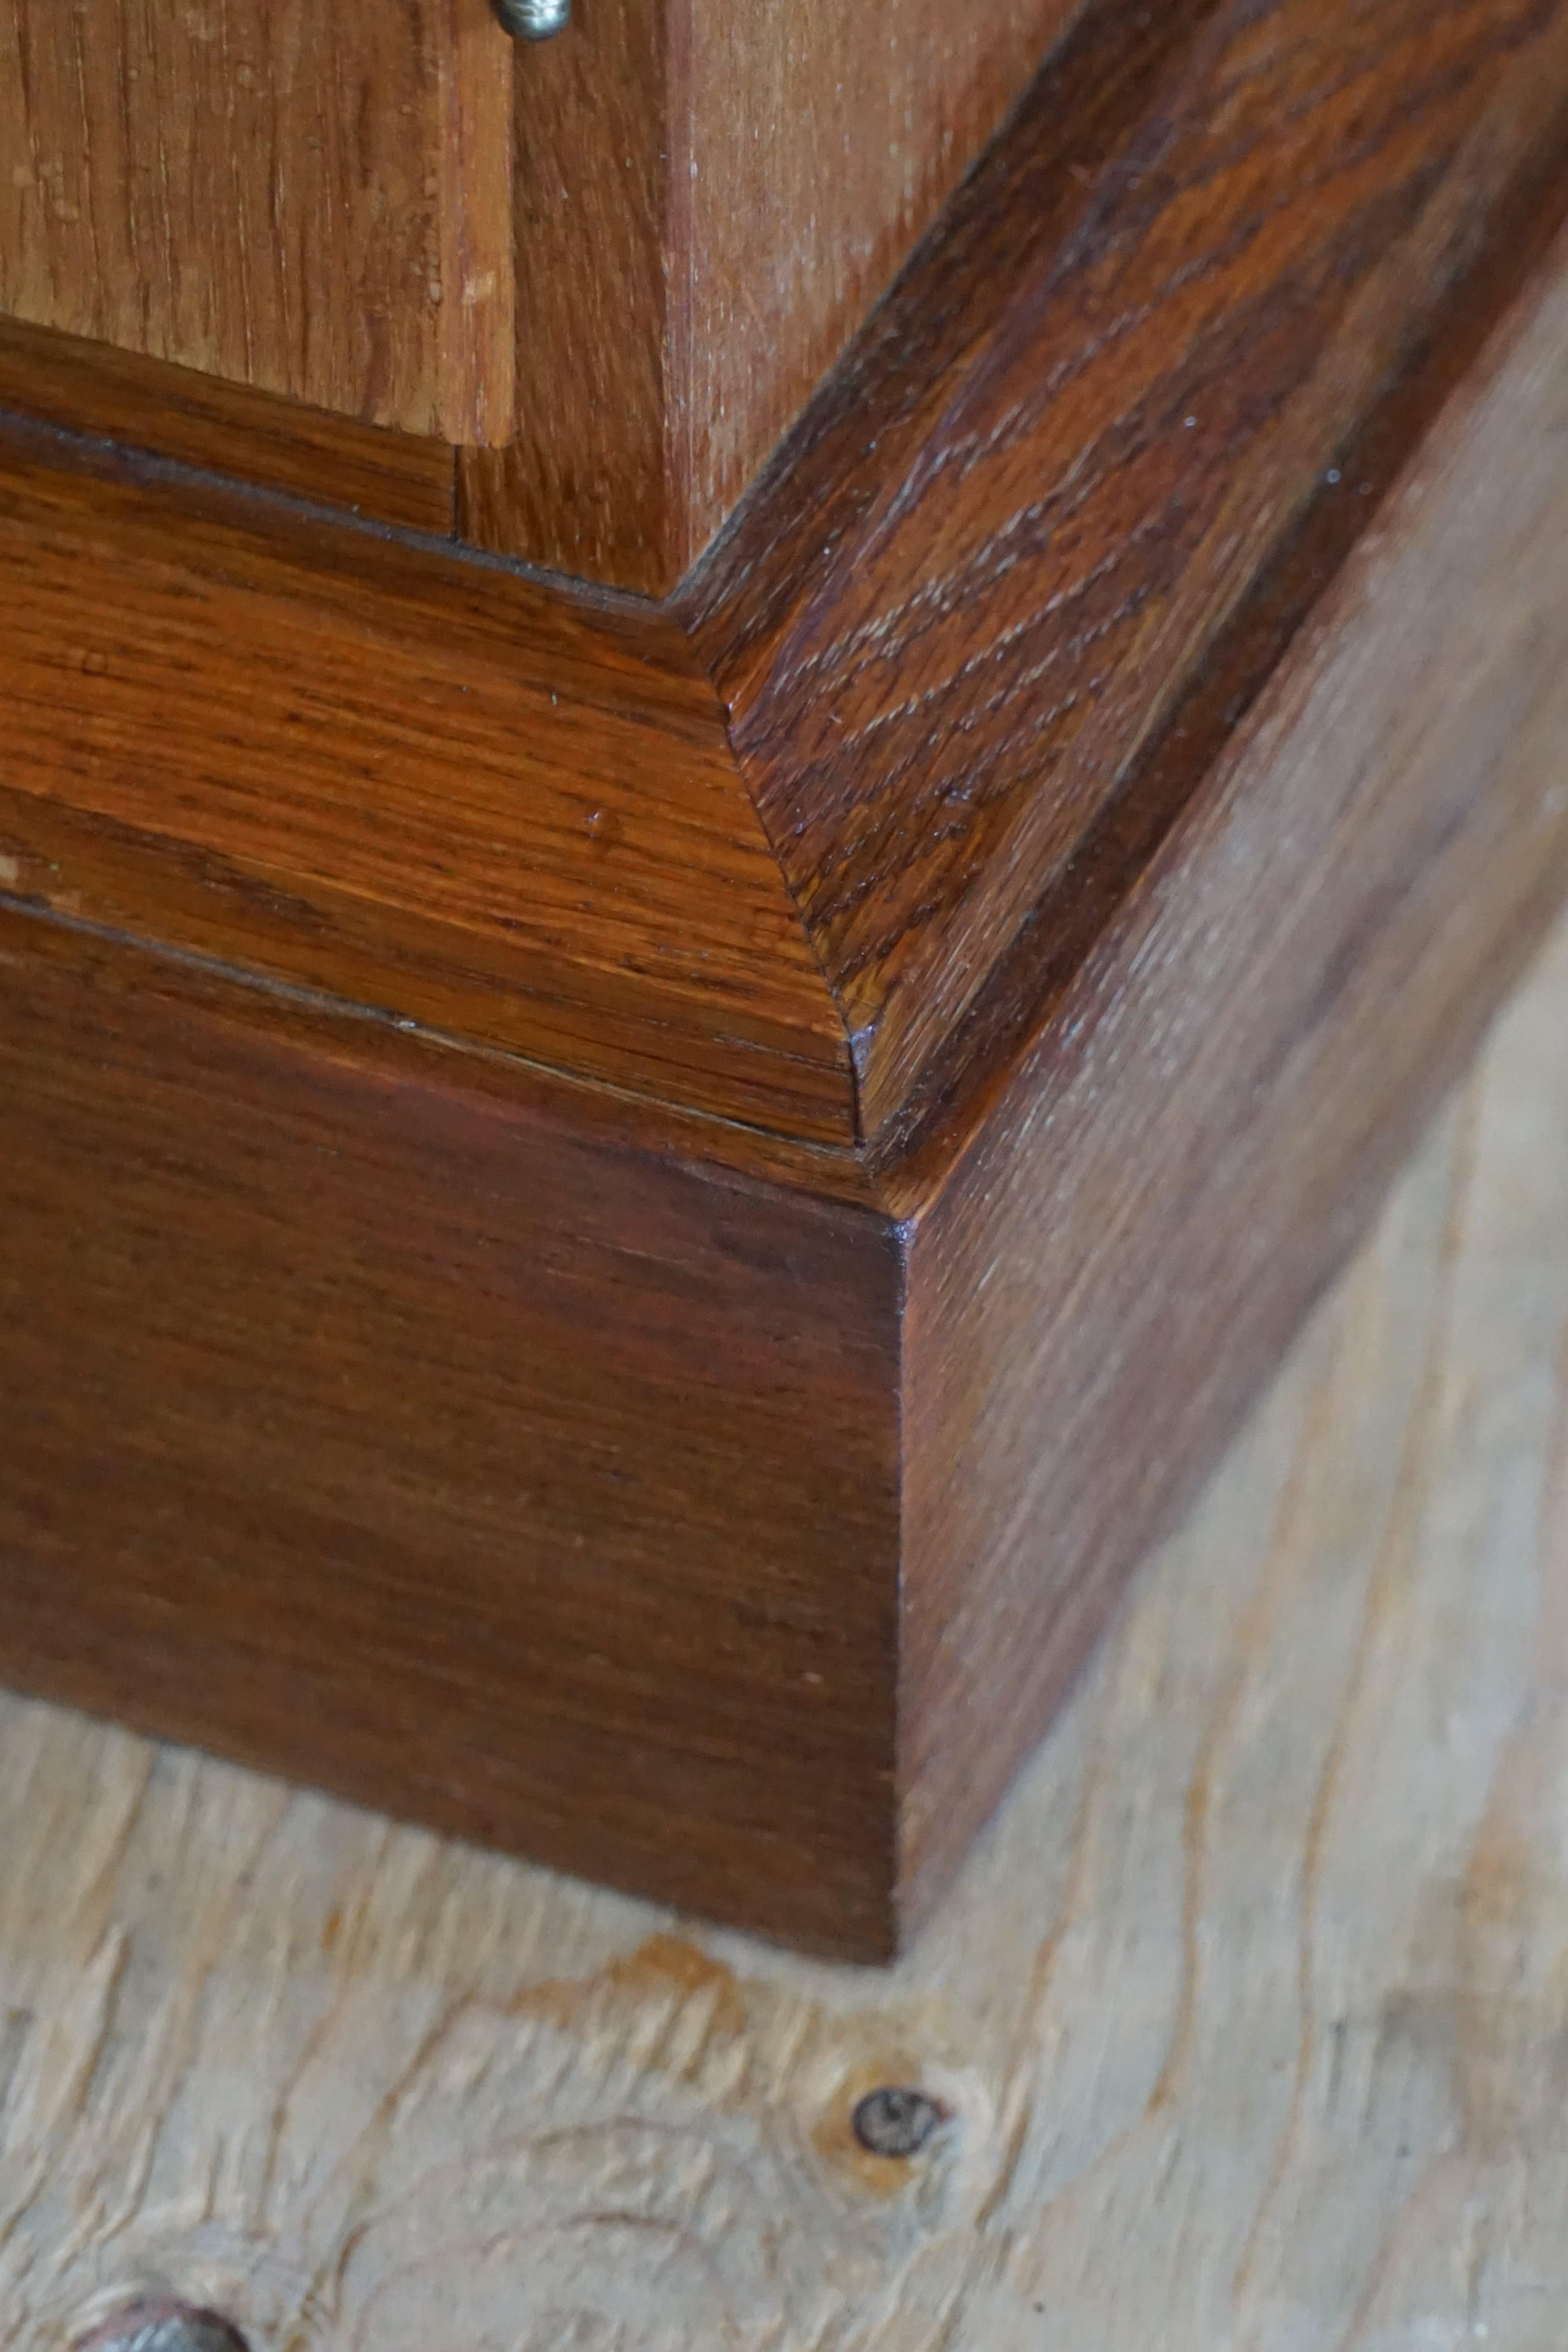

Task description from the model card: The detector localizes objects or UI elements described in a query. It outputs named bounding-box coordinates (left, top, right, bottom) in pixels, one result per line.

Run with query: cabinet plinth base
left=4, top=0, right=1568, bottom=1955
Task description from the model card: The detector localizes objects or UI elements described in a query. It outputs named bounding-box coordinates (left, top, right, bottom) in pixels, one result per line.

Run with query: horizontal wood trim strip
left=5, top=0, right=1565, bottom=1168
left=0, top=315, right=458, bottom=536
left=0, top=432, right=854, bottom=1144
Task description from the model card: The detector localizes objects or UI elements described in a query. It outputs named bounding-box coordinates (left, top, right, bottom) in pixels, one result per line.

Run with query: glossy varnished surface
left=6, top=0, right=1568, bottom=1156
left=0, top=912, right=899, bottom=1956
left=4, top=907, right=1568, bottom=2344
left=4, top=0, right=1568, bottom=1953
left=900, top=232, right=1568, bottom=1922
left=459, top=0, right=1083, bottom=590
left=0, top=429, right=853, bottom=1143
left=0, top=0, right=516, bottom=443
left=690, top=0, right=1568, bottom=1143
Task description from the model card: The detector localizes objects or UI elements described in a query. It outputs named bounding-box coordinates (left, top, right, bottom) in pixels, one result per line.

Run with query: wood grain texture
left=4, top=209, right=1568, bottom=1956
left=0, top=425, right=853, bottom=1144
left=0, top=0, right=1079, bottom=572
left=5, top=2, right=1568, bottom=1955
left=688, top=0, right=1568, bottom=1144
left=459, top=0, right=671, bottom=588
left=459, top=0, right=1083, bottom=590
left=0, top=909, right=900, bottom=1958
left=4, top=909, right=1568, bottom=2347
left=14, top=0, right=1568, bottom=1158
left=0, top=315, right=457, bottom=534
left=677, top=0, right=1084, bottom=575
left=435, top=0, right=516, bottom=447
left=0, top=0, right=515, bottom=443
left=898, top=213, right=1568, bottom=1930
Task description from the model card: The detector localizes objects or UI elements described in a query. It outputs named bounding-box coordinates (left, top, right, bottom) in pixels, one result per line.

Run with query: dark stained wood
left=0, top=315, right=457, bottom=536
left=0, top=423, right=853, bottom=1146
left=459, top=0, right=1084, bottom=591
left=0, top=911, right=900, bottom=1958
left=687, top=0, right=1568, bottom=1144
left=898, top=224, right=1568, bottom=1930
left=13, top=0, right=1568, bottom=1162
left=4, top=0, right=1568, bottom=1957
left=0, top=0, right=1081, bottom=576
left=0, top=0, right=516, bottom=444
left=675, top=0, right=1086, bottom=575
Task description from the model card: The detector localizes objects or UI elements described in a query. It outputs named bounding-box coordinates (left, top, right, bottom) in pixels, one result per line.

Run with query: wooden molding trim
left=688, top=0, right=1568, bottom=1149
left=900, top=243, right=1568, bottom=1920
left=3, top=0, right=1568, bottom=1955
left=0, top=315, right=460, bottom=538
left=5, top=0, right=1565, bottom=1166
left=0, top=426, right=855, bottom=1147
left=0, top=0, right=517, bottom=446
left=459, top=0, right=1086, bottom=590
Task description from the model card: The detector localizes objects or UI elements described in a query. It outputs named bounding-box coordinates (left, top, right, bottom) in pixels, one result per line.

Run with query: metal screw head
left=493, top=0, right=571, bottom=36
left=74, top=2301, right=250, bottom=2352
left=851, top=2085, right=947, bottom=2159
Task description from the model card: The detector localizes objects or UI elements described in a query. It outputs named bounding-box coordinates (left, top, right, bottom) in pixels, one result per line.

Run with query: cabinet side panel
left=900, top=234, right=1568, bottom=1934
left=675, top=0, right=1084, bottom=573
left=0, top=0, right=513, bottom=440
left=693, top=0, right=1568, bottom=1147
left=461, top=0, right=1080, bottom=590
left=0, top=916, right=901, bottom=1957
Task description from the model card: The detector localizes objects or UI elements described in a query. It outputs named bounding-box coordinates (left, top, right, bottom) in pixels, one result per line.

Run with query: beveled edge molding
left=2, top=0, right=1566, bottom=1199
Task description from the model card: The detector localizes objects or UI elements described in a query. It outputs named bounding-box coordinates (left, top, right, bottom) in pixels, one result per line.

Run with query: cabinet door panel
left=0, top=0, right=514, bottom=443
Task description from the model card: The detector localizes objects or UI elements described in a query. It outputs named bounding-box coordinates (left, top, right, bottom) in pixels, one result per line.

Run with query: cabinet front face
left=0, top=0, right=517, bottom=444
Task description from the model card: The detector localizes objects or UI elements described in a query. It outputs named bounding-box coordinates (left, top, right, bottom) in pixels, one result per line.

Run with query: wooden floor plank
left=4, top=913, right=1568, bottom=2348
